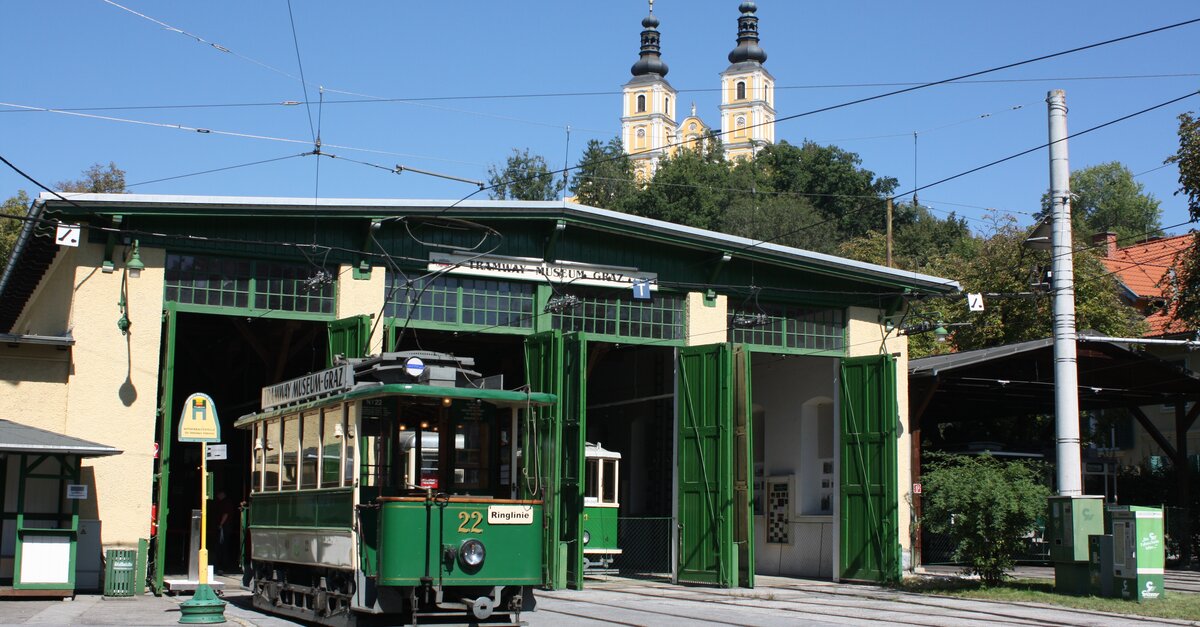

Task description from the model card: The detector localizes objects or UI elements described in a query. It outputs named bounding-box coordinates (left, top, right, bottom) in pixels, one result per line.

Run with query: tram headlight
left=459, top=539, right=486, bottom=570
left=583, top=530, right=591, bottom=545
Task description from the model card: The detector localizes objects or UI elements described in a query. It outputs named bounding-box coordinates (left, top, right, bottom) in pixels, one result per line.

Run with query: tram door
left=675, top=344, right=753, bottom=588
left=524, top=331, right=586, bottom=590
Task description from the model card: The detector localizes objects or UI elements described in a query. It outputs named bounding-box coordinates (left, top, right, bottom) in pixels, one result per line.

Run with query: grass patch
left=898, top=577, right=1200, bottom=621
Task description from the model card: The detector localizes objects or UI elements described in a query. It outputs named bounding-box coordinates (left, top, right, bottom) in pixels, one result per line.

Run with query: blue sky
left=2, top=1, right=1197, bottom=237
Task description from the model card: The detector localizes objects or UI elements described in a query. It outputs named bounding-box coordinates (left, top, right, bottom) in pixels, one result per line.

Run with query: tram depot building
left=0, top=193, right=957, bottom=592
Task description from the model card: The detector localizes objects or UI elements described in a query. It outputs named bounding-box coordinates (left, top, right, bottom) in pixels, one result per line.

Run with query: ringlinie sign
left=261, top=365, right=354, bottom=411
left=178, top=393, right=221, bottom=443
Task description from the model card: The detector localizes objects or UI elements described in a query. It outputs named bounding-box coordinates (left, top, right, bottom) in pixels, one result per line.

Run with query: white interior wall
left=751, top=354, right=837, bottom=579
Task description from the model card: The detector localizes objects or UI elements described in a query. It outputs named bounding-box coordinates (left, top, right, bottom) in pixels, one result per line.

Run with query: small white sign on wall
left=55, top=223, right=81, bottom=247
left=66, top=484, right=88, bottom=500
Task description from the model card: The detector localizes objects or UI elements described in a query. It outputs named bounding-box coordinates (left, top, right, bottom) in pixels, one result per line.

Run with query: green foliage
left=1167, top=111, right=1200, bottom=221
left=561, top=137, right=897, bottom=254
left=627, top=140, right=731, bottom=231
left=1165, top=113, right=1200, bottom=330
left=1, top=190, right=31, bottom=263
left=569, top=138, right=637, bottom=211
left=922, top=453, right=1051, bottom=586
left=928, top=214, right=1144, bottom=352
left=755, top=140, right=899, bottom=242
left=56, top=161, right=126, bottom=193
left=487, top=148, right=564, bottom=201
left=1038, top=162, right=1162, bottom=244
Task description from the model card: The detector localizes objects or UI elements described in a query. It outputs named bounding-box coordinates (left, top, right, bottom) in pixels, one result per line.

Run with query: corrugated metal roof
left=0, top=419, right=122, bottom=457
left=30, top=193, right=961, bottom=292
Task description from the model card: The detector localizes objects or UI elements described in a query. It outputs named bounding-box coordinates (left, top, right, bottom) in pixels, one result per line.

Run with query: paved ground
left=0, top=573, right=1196, bottom=626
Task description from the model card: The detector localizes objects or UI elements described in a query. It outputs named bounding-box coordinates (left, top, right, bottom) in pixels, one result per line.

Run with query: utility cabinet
left=1112, top=506, right=1165, bottom=602
left=1047, top=495, right=1104, bottom=595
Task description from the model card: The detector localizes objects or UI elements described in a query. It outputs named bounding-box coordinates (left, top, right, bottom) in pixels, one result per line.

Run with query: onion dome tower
left=720, top=2, right=775, bottom=161
left=622, top=1, right=678, bottom=179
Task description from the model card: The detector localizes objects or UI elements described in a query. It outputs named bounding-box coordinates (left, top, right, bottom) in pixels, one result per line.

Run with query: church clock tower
left=720, top=2, right=774, bottom=161
left=622, top=1, right=677, bottom=179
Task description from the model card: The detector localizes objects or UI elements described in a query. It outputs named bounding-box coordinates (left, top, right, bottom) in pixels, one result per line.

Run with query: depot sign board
left=261, top=365, right=354, bottom=410
left=178, top=393, right=221, bottom=443
left=428, top=252, right=657, bottom=291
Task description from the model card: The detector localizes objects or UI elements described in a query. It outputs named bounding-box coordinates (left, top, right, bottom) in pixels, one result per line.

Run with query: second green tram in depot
left=582, top=444, right=621, bottom=572
left=234, top=351, right=557, bottom=626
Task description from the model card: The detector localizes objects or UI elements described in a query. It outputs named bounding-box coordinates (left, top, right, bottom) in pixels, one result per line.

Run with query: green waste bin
left=104, top=549, right=136, bottom=597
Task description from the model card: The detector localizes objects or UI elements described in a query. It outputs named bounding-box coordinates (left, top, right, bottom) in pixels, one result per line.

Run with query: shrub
left=922, top=453, right=1051, bottom=585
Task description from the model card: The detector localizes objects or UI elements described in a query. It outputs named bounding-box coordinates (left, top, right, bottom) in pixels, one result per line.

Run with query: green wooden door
left=523, top=331, right=586, bottom=590
left=151, top=302, right=178, bottom=593
left=676, top=344, right=752, bottom=588
left=839, top=354, right=900, bottom=583
left=326, top=314, right=371, bottom=366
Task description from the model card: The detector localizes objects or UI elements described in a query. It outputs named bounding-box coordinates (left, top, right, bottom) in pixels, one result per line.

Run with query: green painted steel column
left=153, top=304, right=178, bottom=594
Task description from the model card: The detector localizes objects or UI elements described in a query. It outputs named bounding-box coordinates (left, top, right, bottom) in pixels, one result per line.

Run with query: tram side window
left=343, top=406, right=355, bottom=487
left=321, top=405, right=344, bottom=489
left=585, top=458, right=599, bottom=502
left=453, top=416, right=490, bottom=492
left=360, top=417, right=391, bottom=489
left=264, top=419, right=281, bottom=491
left=301, top=410, right=320, bottom=489
left=281, top=414, right=299, bottom=490
left=602, top=458, right=617, bottom=504
left=252, top=422, right=263, bottom=492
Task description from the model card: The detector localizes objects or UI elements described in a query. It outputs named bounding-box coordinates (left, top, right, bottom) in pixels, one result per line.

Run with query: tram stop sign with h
left=178, top=393, right=221, bottom=443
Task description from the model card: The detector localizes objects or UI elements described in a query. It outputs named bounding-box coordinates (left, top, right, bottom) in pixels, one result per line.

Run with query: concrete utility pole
left=1047, top=89, right=1083, bottom=496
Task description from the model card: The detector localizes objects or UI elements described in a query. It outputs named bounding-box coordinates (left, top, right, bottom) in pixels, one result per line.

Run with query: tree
left=626, top=139, right=732, bottom=232
left=1167, top=112, right=1200, bottom=220
left=1, top=190, right=31, bottom=263
left=1038, top=162, right=1162, bottom=244
left=754, top=140, right=900, bottom=246
left=931, top=213, right=1145, bottom=352
left=922, top=453, right=1051, bottom=586
left=570, top=137, right=637, bottom=211
left=55, top=161, right=126, bottom=194
left=487, top=149, right=564, bottom=201
left=1165, top=113, right=1200, bottom=330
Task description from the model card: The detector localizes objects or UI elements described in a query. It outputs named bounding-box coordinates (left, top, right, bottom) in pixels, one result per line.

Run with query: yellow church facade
left=622, top=1, right=775, bottom=177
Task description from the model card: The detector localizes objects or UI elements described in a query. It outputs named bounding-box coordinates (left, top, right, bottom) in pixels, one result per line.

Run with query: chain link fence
left=1164, top=505, right=1198, bottom=569
left=919, top=526, right=1050, bottom=566
left=586, top=517, right=673, bottom=581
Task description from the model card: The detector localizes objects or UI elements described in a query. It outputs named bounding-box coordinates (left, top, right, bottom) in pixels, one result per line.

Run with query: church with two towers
left=621, top=1, right=777, bottom=178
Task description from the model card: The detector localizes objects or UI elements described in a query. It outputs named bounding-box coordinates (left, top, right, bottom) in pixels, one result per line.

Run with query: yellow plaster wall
left=686, top=292, right=727, bottom=346
left=336, top=264, right=387, bottom=354
left=0, top=345, right=70, bottom=433
left=65, top=242, right=165, bottom=548
left=5, top=240, right=168, bottom=549
left=845, top=306, right=914, bottom=566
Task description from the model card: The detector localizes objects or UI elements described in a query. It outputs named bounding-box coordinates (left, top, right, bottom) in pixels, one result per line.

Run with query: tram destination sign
left=261, top=365, right=354, bottom=410
left=429, top=252, right=657, bottom=291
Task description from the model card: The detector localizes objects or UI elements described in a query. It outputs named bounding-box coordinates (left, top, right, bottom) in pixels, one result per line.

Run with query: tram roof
left=233, top=382, right=558, bottom=428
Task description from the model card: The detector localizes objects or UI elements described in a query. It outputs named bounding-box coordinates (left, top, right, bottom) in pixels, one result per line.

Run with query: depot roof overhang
left=909, top=332, right=1200, bottom=422
left=1, top=193, right=959, bottom=330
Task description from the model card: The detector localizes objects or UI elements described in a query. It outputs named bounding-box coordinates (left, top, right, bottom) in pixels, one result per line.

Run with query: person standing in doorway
left=211, top=490, right=239, bottom=575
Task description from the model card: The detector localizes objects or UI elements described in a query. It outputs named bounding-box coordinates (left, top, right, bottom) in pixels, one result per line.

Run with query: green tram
left=582, top=443, right=621, bottom=572
left=234, top=351, right=557, bottom=626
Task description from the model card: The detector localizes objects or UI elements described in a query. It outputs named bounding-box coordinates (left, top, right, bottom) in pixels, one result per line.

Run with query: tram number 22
left=457, top=511, right=484, bottom=534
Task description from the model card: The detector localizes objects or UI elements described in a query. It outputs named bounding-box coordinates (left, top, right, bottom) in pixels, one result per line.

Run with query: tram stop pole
left=177, top=393, right=227, bottom=624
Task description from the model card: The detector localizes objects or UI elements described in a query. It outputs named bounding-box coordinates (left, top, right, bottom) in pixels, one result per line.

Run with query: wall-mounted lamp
left=900, top=319, right=968, bottom=343
left=126, top=240, right=145, bottom=278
